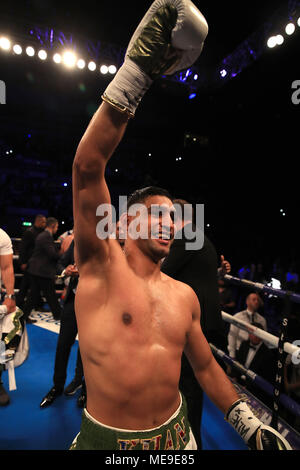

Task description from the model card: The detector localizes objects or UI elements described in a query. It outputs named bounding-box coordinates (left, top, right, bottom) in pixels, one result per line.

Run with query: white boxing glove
left=102, top=0, right=208, bottom=117
left=226, top=399, right=292, bottom=450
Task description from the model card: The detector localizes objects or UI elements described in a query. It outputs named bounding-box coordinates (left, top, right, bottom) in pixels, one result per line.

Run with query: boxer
left=71, top=0, right=291, bottom=450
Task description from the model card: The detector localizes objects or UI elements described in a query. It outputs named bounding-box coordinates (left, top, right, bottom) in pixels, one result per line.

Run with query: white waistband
left=84, top=393, right=183, bottom=433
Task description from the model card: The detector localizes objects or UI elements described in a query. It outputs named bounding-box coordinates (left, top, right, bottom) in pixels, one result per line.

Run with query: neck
left=46, top=228, right=52, bottom=235
left=124, top=240, right=162, bottom=281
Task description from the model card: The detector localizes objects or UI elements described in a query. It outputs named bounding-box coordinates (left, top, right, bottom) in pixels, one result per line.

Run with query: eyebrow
left=147, top=206, right=175, bottom=217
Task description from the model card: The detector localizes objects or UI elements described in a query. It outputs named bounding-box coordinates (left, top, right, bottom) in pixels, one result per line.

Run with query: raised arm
left=72, top=102, right=129, bottom=271
left=72, top=0, right=210, bottom=272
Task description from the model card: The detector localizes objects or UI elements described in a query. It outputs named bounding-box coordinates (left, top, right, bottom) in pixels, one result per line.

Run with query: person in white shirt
left=0, top=228, right=16, bottom=406
left=227, top=292, right=267, bottom=359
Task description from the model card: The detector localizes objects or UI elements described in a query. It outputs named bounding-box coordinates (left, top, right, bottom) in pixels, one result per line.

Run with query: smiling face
left=127, top=195, right=175, bottom=262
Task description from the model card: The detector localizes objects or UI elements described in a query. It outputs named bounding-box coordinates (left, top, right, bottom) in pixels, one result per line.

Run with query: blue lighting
left=220, top=69, right=227, bottom=78
left=193, top=74, right=198, bottom=80
left=63, top=183, right=68, bottom=187
left=189, top=93, right=196, bottom=100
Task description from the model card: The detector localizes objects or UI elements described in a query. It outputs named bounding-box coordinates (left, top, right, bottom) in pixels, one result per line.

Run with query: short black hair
left=46, top=217, right=58, bottom=228
left=173, top=199, right=194, bottom=223
left=127, top=186, right=173, bottom=211
left=35, top=214, right=46, bottom=221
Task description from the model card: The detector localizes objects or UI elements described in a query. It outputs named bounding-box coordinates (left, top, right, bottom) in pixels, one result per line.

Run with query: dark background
left=0, top=0, right=299, bottom=273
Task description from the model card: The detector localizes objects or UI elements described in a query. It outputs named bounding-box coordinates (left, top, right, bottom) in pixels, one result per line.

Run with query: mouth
left=153, top=233, right=173, bottom=245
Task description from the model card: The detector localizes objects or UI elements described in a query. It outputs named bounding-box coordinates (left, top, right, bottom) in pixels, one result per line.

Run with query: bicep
left=72, top=162, right=111, bottom=268
left=0, top=253, right=13, bottom=271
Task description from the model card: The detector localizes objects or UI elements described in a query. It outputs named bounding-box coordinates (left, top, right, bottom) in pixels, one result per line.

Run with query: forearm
left=195, top=356, right=240, bottom=414
left=1, top=264, right=15, bottom=295
left=74, top=102, right=129, bottom=172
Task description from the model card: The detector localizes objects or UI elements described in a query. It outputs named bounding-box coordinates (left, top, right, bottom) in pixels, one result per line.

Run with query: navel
left=122, top=313, right=132, bottom=325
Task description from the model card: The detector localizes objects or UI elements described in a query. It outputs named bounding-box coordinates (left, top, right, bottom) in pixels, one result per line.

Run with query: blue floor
left=0, top=323, right=246, bottom=450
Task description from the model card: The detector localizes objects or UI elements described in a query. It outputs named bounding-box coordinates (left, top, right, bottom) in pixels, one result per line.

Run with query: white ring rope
left=222, top=311, right=300, bottom=359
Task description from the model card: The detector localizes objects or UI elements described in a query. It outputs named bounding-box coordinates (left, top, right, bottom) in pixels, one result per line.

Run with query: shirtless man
left=70, top=0, right=291, bottom=450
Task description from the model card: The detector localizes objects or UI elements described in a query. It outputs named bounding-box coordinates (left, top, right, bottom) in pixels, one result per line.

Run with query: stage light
left=193, top=74, right=198, bottom=80
left=13, top=44, right=22, bottom=55
left=26, top=46, right=35, bottom=56
left=189, top=93, right=196, bottom=100
left=38, top=49, right=47, bottom=60
left=220, top=69, right=227, bottom=78
left=267, top=36, right=277, bottom=48
left=108, top=65, right=117, bottom=74
left=276, top=34, right=284, bottom=45
left=100, top=65, right=108, bottom=74
left=0, top=37, right=11, bottom=50
left=285, top=23, right=295, bottom=35
left=63, top=51, right=76, bottom=67
left=53, top=53, right=61, bottom=63
left=77, top=59, right=86, bottom=69
left=88, top=61, right=96, bottom=71
left=298, top=17, right=300, bottom=27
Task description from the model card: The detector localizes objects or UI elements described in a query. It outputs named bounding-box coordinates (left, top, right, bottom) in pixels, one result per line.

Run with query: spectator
left=58, top=228, right=74, bottom=254
left=0, top=228, right=16, bottom=406
left=255, top=262, right=268, bottom=284
left=16, top=214, right=46, bottom=310
left=22, top=218, right=62, bottom=322
left=40, top=240, right=85, bottom=408
left=235, top=322, right=276, bottom=408
left=218, top=279, right=236, bottom=314
left=227, top=292, right=267, bottom=360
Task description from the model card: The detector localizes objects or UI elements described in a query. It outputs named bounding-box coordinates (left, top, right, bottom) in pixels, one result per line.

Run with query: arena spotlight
left=13, top=44, right=22, bottom=55
left=276, top=34, right=284, bottom=45
left=38, top=49, right=47, bottom=60
left=53, top=53, right=61, bottom=64
left=26, top=46, right=35, bottom=57
left=88, top=61, right=96, bottom=71
left=189, top=93, right=196, bottom=100
left=220, top=69, right=227, bottom=78
left=285, top=23, right=295, bottom=35
left=267, top=36, right=277, bottom=48
left=63, top=51, right=76, bottom=68
left=108, top=65, right=117, bottom=74
left=77, top=59, right=86, bottom=69
left=100, top=65, right=108, bottom=74
left=0, top=37, right=11, bottom=50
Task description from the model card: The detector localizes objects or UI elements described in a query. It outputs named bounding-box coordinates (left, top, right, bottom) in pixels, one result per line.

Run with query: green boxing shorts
left=70, top=393, right=197, bottom=450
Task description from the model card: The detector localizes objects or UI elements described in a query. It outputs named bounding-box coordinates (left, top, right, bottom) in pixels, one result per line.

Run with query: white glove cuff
left=102, top=59, right=153, bottom=117
left=226, top=399, right=261, bottom=444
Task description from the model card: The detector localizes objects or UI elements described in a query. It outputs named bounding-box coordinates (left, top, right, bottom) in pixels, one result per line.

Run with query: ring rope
left=210, top=343, right=300, bottom=420
left=221, top=311, right=300, bottom=358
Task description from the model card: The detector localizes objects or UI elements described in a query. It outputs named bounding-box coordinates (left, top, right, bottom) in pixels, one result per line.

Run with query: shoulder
left=257, top=312, right=267, bottom=323
left=162, top=273, right=200, bottom=313
left=234, top=310, right=246, bottom=318
left=0, top=228, right=13, bottom=254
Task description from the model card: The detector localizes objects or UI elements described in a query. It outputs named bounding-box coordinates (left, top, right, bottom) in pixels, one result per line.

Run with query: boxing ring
left=210, top=274, right=300, bottom=449
left=3, top=240, right=300, bottom=449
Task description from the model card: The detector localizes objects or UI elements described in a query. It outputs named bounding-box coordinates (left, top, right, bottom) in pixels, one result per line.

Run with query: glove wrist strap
left=226, top=400, right=261, bottom=444
left=102, top=59, right=153, bottom=118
